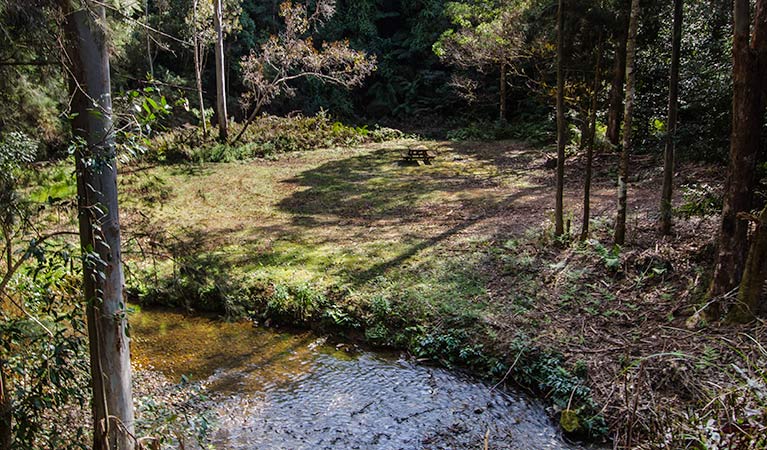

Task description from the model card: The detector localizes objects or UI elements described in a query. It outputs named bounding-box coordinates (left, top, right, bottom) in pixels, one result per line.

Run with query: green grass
left=115, top=138, right=606, bottom=437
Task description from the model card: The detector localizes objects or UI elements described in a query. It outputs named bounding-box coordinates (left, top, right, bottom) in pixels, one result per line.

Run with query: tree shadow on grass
left=276, top=145, right=535, bottom=226
left=272, top=143, right=552, bottom=285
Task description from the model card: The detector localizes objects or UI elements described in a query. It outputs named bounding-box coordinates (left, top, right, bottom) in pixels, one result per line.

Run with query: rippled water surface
left=132, top=309, right=581, bottom=450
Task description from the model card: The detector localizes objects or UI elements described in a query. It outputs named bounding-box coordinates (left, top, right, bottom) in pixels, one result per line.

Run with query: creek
left=131, top=308, right=583, bottom=450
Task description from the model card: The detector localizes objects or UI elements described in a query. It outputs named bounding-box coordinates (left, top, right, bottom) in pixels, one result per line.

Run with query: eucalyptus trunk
left=614, top=0, right=640, bottom=246
left=61, top=1, right=135, bottom=448
left=659, top=0, right=683, bottom=235
left=708, top=0, right=767, bottom=318
left=554, top=0, right=566, bottom=238
left=213, top=0, right=228, bottom=141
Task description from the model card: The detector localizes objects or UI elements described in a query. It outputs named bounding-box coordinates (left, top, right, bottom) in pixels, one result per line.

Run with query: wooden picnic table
left=402, top=145, right=434, bottom=164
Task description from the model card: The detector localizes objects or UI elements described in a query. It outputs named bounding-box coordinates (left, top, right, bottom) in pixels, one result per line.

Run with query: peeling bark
left=60, top=1, right=135, bottom=448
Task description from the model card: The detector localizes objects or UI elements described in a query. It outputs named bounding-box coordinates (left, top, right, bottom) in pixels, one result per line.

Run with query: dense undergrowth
left=147, top=112, right=407, bottom=164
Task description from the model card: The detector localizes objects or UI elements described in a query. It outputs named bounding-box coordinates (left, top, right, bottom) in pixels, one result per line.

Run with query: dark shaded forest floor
left=113, top=139, right=766, bottom=448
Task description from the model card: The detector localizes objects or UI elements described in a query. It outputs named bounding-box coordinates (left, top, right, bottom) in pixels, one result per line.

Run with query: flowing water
left=131, top=308, right=583, bottom=450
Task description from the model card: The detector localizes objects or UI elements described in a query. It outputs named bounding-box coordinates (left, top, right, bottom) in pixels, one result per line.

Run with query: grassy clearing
left=118, top=138, right=612, bottom=437
left=25, top=136, right=767, bottom=445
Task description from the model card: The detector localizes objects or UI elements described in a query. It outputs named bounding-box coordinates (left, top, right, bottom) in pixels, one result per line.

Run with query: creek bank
left=132, top=272, right=607, bottom=443
left=130, top=307, right=590, bottom=449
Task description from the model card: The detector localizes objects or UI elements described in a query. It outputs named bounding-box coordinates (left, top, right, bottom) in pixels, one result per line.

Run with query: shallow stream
left=131, top=309, right=582, bottom=450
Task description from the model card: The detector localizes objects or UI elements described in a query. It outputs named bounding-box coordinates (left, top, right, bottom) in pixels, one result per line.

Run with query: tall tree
left=614, top=0, right=639, bottom=245
left=707, top=0, right=767, bottom=318
left=606, top=4, right=628, bottom=148
left=60, top=1, right=135, bottom=448
left=234, top=0, right=376, bottom=143
left=581, top=35, right=603, bottom=241
left=192, top=0, right=208, bottom=137
left=145, top=0, right=153, bottom=77
left=0, top=361, right=8, bottom=450
left=659, top=0, right=683, bottom=235
left=433, top=3, right=525, bottom=122
left=213, top=0, right=228, bottom=141
left=731, top=204, right=767, bottom=322
left=554, top=0, right=566, bottom=238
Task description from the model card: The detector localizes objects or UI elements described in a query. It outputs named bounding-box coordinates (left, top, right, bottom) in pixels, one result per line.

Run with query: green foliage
left=447, top=118, right=554, bottom=144
left=578, top=239, right=622, bottom=271
left=676, top=183, right=724, bottom=218
left=1, top=259, right=90, bottom=449
left=148, top=113, right=405, bottom=163
left=133, top=371, right=215, bottom=450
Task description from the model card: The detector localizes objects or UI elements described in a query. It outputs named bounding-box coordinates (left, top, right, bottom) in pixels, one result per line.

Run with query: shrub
left=144, top=112, right=406, bottom=164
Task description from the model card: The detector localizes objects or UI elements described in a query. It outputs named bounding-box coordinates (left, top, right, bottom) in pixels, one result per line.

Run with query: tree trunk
left=555, top=0, right=566, bottom=238
left=578, top=102, right=589, bottom=150
left=213, top=0, right=228, bottom=142
left=500, top=62, right=507, bottom=122
left=61, top=2, right=135, bottom=449
left=729, top=205, right=767, bottom=322
left=660, top=0, right=683, bottom=235
left=581, top=36, right=603, bottom=241
left=606, top=6, right=629, bottom=148
left=0, top=358, right=10, bottom=450
left=614, top=0, right=640, bottom=246
left=707, top=0, right=767, bottom=318
left=145, top=0, right=153, bottom=77
left=193, top=0, right=208, bottom=137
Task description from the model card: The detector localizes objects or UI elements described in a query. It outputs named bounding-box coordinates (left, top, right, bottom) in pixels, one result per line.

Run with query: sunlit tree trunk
left=606, top=6, right=628, bottom=148
left=614, top=0, right=639, bottom=246
left=192, top=0, right=208, bottom=137
left=660, top=0, right=683, bottom=235
left=61, top=1, right=135, bottom=448
left=213, top=0, right=228, bottom=141
left=555, top=0, right=566, bottom=238
left=581, top=36, right=602, bottom=241
left=708, top=0, right=767, bottom=318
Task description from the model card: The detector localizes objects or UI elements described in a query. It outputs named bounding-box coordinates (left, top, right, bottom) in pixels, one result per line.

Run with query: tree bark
left=213, top=0, right=228, bottom=142
left=606, top=5, right=629, bottom=148
left=660, top=0, right=683, bottom=235
left=555, top=0, right=566, bottom=238
left=707, top=0, right=767, bottom=318
left=614, top=0, right=640, bottom=246
left=500, top=62, right=507, bottom=122
left=0, top=358, right=10, bottom=450
left=145, top=0, right=153, bottom=77
left=581, top=36, right=602, bottom=241
left=192, top=0, right=208, bottom=137
left=61, top=1, right=135, bottom=449
left=729, top=205, right=767, bottom=322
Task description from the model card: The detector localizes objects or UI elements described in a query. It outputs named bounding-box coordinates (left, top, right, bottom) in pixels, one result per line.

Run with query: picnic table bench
left=401, top=145, right=435, bottom=164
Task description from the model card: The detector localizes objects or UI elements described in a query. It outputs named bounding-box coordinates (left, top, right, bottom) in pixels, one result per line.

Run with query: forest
left=1, top=0, right=767, bottom=448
